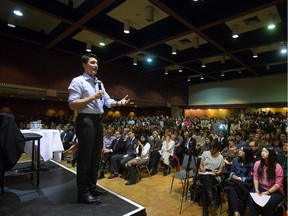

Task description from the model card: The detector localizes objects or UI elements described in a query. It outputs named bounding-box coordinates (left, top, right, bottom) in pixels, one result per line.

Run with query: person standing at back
left=68, top=53, right=130, bottom=204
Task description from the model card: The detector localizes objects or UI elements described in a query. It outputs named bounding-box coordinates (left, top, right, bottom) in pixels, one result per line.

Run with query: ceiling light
left=187, top=77, right=191, bottom=81
left=201, top=60, right=206, bottom=68
left=13, top=10, right=23, bottom=16
left=7, top=14, right=16, bottom=28
left=194, top=36, right=199, bottom=49
left=267, top=14, right=276, bottom=30
left=99, top=36, right=105, bottom=46
left=179, top=68, right=183, bottom=72
left=252, top=49, right=258, bottom=58
left=232, top=25, right=239, bottom=38
left=172, top=45, right=177, bottom=55
left=146, top=57, right=152, bottom=62
left=200, top=76, right=204, bottom=80
left=86, top=41, right=92, bottom=52
left=221, top=71, right=225, bottom=77
left=280, top=47, right=287, bottom=54
left=133, top=57, right=137, bottom=65
left=165, top=68, right=168, bottom=75
left=146, top=6, right=154, bottom=22
left=124, top=20, right=130, bottom=34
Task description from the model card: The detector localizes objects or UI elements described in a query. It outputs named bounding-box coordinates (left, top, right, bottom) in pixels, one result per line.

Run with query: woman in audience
left=125, top=134, right=151, bottom=185
left=221, top=136, right=238, bottom=180
left=249, top=147, right=284, bottom=216
left=159, top=133, right=175, bottom=176
left=226, top=146, right=254, bottom=216
left=198, top=142, right=225, bottom=216
left=199, top=135, right=213, bottom=156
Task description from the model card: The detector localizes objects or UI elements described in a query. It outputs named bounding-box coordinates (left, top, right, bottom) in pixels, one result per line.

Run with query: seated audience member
left=277, top=142, right=287, bottom=196
left=230, top=118, right=241, bottom=136
left=258, top=132, right=273, bottom=150
left=216, top=131, right=228, bottom=152
left=249, top=147, right=285, bottom=216
left=159, top=133, right=175, bottom=176
left=125, top=134, right=151, bottom=185
left=198, top=142, right=225, bottom=216
left=62, top=123, right=75, bottom=150
left=199, top=135, right=214, bottom=156
left=180, top=130, right=197, bottom=156
left=103, top=129, right=115, bottom=149
left=148, top=130, right=162, bottom=175
left=108, top=131, right=138, bottom=179
left=226, top=146, right=254, bottom=216
left=272, top=132, right=287, bottom=153
left=221, top=136, right=237, bottom=179
left=234, top=132, right=246, bottom=149
left=249, top=140, right=261, bottom=162
left=195, top=129, right=206, bottom=151
left=210, top=129, right=219, bottom=140
left=98, top=131, right=124, bottom=179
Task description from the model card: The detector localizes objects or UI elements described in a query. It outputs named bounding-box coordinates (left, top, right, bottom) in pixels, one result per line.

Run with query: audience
left=125, top=134, right=151, bottom=185
left=221, top=136, right=237, bottom=179
left=198, top=142, right=224, bottom=216
left=226, top=146, right=254, bottom=216
left=13, top=110, right=287, bottom=215
left=159, top=133, right=175, bottom=176
left=148, top=130, right=162, bottom=175
left=108, top=131, right=138, bottom=179
left=249, top=147, right=285, bottom=216
left=98, top=130, right=124, bottom=179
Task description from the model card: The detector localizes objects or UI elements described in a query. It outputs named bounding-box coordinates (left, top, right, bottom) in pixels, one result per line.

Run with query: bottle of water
left=187, top=189, right=191, bottom=201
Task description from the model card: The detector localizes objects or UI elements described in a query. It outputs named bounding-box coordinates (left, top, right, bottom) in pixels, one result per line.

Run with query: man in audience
left=108, top=131, right=138, bottom=179
left=98, top=130, right=124, bottom=179
left=249, top=140, right=261, bottom=162
left=216, top=131, right=228, bottom=152
left=235, top=132, right=246, bottom=149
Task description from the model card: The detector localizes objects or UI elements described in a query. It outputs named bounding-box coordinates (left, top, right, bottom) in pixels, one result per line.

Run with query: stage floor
left=0, top=160, right=146, bottom=216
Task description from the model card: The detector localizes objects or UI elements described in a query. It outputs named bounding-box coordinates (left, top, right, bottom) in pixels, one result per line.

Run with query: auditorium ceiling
left=0, top=0, right=287, bottom=87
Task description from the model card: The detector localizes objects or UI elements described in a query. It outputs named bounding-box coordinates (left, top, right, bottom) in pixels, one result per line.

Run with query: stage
left=0, top=160, right=146, bottom=216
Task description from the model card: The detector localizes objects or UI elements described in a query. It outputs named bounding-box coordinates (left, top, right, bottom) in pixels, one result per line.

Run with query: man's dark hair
left=81, top=53, right=98, bottom=64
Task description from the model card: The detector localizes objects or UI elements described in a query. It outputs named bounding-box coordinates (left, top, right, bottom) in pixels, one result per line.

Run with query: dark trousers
left=249, top=186, right=285, bottom=216
left=110, top=154, right=134, bottom=174
left=99, top=153, right=113, bottom=172
left=149, top=150, right=161, bottom=170
left=198, top=175, right=219, bottom=208
left=75, top=113, right=103, bottom=195
left=227, top=184, right=249, bottom=216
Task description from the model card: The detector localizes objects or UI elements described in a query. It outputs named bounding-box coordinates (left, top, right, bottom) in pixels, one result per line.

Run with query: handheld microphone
left=98, top=81, right=102, bottom=100
left=98, top=81, right=102, bottom=90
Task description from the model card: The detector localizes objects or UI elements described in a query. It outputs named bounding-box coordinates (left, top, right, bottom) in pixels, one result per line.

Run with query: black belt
left=78, top=113, right=102, bottom=118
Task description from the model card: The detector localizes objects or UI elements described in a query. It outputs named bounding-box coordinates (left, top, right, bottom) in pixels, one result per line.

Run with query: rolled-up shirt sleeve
left=68, top=78, right=82, bottom=104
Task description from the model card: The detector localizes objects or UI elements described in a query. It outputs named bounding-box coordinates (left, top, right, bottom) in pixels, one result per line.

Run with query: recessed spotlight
left=280, top=48, right=287, bottom=54
left=13, top=10, right=23, bottom=16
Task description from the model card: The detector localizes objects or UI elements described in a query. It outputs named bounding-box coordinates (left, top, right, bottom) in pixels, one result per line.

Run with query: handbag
left=189, top=180, right=203, bottom=205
